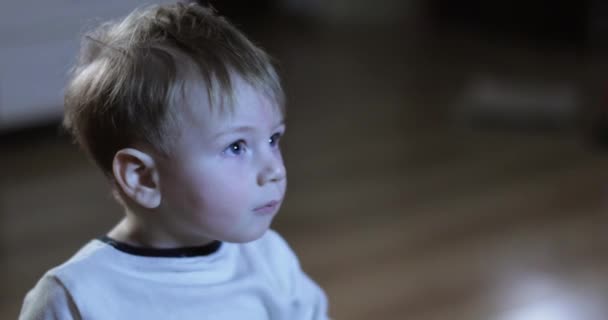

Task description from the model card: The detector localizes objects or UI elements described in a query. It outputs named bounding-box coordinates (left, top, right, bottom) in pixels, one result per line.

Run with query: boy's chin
left=222, top=226, right=271, bottom=244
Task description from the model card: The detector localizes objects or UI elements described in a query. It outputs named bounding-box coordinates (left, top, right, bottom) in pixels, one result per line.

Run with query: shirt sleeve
left=19, top=275, right=81, bottom=320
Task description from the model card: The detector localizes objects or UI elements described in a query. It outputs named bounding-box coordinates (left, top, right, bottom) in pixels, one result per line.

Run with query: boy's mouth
left=253, top=200, right=280, bottom=214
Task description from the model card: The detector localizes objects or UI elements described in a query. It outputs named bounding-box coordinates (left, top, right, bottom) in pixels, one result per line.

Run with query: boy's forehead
left=180, top=77, right=283, bottom=131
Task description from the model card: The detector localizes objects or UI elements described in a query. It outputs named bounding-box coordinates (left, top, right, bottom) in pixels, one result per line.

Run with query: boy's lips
left=254, top=200, right=280, bottom=214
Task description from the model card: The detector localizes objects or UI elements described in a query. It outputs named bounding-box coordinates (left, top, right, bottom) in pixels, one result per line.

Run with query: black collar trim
left=99, top=236, right=222, bottom=258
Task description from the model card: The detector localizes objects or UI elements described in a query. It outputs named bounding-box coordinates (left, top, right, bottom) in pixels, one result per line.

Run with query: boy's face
left=155, top=78, right=286, bottom=245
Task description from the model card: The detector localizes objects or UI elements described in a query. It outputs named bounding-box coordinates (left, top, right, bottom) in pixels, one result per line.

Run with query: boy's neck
left=107, top=216, right=217, bottom=249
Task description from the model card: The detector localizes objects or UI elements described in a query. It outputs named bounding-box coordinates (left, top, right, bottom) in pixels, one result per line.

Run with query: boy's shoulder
left=244, top=229, right=303, bottom=274
left=42, top=239, right=122, bottom=294
left=49, top=239, right=112, bottom=277
left=240, top=230, right=305, bottom=294
left=244, top=229, right=295, bottom=258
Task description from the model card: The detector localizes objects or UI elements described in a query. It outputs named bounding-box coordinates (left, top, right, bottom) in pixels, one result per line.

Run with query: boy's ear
left=112, top=148, right=161, bottom=209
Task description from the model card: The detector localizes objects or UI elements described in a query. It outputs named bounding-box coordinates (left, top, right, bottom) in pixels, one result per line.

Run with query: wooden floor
left=3, top=19, right=608, bottom=319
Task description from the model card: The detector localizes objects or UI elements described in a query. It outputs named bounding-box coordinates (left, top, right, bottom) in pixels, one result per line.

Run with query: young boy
left=19, top=3, right=329, bottom=319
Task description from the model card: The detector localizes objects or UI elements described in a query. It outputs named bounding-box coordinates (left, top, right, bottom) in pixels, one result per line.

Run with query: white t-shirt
left=19, top=230, right=329, bottom=320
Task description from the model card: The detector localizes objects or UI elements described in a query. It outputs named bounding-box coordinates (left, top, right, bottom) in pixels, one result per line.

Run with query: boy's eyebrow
left=213, top=120, right=286, bottom=139
left=213, top=126, right=255, bottom=138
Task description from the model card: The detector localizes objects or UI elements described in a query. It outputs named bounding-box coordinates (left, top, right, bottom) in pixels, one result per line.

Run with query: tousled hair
left=63, top=3, right=284, bottom=176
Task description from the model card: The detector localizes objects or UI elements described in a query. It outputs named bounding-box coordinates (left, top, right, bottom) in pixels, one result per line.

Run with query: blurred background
left=3, top=0, right=608, bottom=319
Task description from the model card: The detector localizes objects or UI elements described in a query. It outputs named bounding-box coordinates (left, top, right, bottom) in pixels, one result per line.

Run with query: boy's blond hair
left=64, top=3, right=284, bottom=176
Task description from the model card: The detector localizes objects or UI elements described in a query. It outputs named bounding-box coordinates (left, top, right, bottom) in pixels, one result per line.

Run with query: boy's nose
left=257, top=157, right=286, bottom=186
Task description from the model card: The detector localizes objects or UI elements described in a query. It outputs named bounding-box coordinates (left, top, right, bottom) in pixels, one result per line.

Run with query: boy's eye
left=224, top=140, right=247, bottom=156
left=269, top=132, right=282, bottom=147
